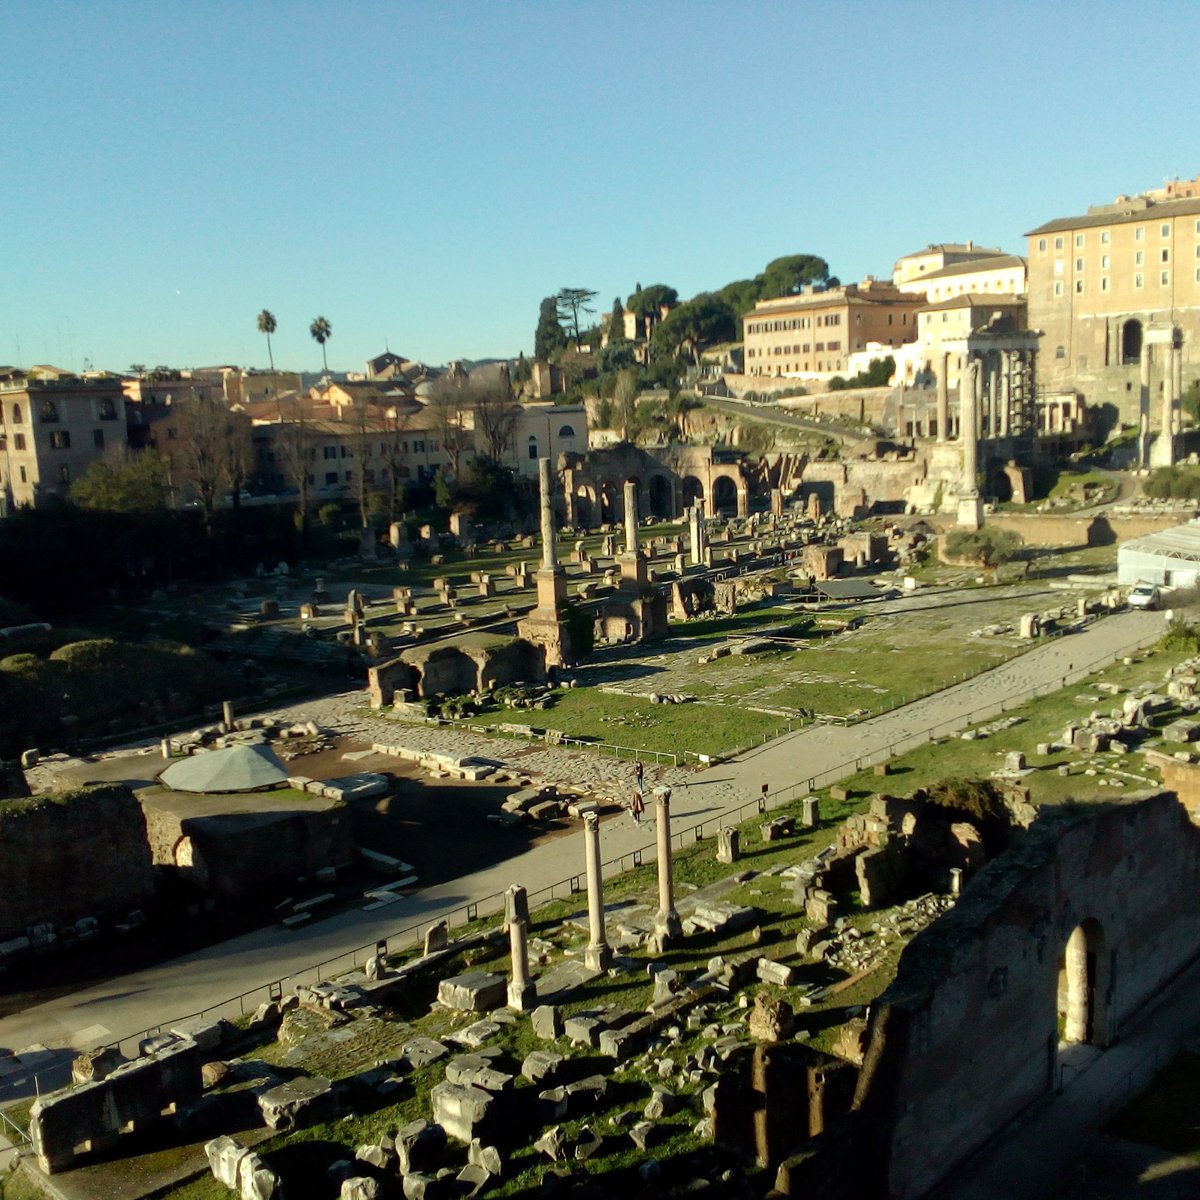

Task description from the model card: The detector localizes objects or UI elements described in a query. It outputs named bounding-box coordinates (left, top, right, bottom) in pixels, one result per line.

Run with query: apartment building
left=1027, top=175, right=1200, bottom=418
left=892, top=243, right=1004, bottom=287
left=896, top=254, right=1026, bottom=304
left=742, top=280, right=925, bottom=378
left=0, top=368, right=126, bottom=511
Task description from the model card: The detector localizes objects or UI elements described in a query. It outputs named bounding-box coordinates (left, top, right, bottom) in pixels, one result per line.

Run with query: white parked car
left=1128, top=583, right=1161, bottom=610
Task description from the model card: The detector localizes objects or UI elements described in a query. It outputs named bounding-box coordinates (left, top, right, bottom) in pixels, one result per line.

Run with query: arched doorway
left=574, top=488, right=594, bottom=529
left=682, top=476, right=704, bottom=507
left=648, top=474, right=672, bottom=519
left=713, top=475, right=738, bottom=515
left=599, top=481, right=619, bottom=524
left=1121, top=319, right=1143, bottom=365
left=1058, top=919, right=1109, bottom=1048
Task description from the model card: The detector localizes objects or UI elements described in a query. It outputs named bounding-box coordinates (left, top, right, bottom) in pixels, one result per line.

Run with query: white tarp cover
left=160, top=743, right=289, bottom=793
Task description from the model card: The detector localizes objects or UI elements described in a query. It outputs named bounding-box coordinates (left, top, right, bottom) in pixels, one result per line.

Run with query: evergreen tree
left=534, top=296, right=567, bottom=359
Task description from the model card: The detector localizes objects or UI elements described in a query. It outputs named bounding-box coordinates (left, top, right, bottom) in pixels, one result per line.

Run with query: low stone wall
left=0, top=784, right=154, bottom=943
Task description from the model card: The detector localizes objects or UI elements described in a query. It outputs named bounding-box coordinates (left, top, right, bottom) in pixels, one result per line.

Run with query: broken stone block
left=563, top=1013, right=603, bottom=1048
left=534, top=1125, right=567, bottom=1161
left=748, top=993, right=795, bottom=1042
left=239, top=1151, right=280, bottom=1200
left=573, top=1125, right=604, bottom=1160
left=430, top=1081, right=498, bottom=1144
left=257, top=1075, right=334, bottom=1131
left=467, top=1139, right=503, bottom=1177
left=644, top=1087, right=676, bottom=1119
left=401, top=1037, right=450, bottom=1069
left=72, top=1046, right=123, bottom=1084
left=629, top=1121, right=661, bottom=1151
left=206, top=1136, right=249, bottom=1190
left=457, top=1164, right=491, bottom=1199
left=438, top=972, right=506, bottom=1013
left=395, top=1119, right=447, bottom=1175
left=757, top=959, right=799, bottom=987
left=531, top=1005, right=562, bottom=1040
left=564, top=1075, right=609, bottom=1115
left=355, top=1142, right=394, bottom=1171
left=341, top=1179, right=381, bottom=1200
left=521, top=1050, right=565, bottom=1085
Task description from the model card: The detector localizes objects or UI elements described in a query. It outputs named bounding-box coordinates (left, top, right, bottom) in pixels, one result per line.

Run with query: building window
left=323, top=445, right=336, bottom=459
left=1074, top=280, right=1084, bottom=294
left=1055, top=346, right=1065, bottom=359
left=98, top=398, right=117, bottom=420
left=1038, top=238, right=1047, bottom=252
left=49, top=430, right=71, bottom=449
left=1101, top=255, right=1110, bottom=268
left=1075, top=234, right=1084, bottom=247
left=1161, top=248, right=1171, bottom=263
left=19, top=466, right=27, bottom=483
left=39, top=400, right=59, bottom=423
left=325, top=471, right=337, bottom=484
left=1135, top=250, right=1144, bottom=265
left=1100, top=231, right=1110, bottom=244
left=413, top=440, right=425, bottom=453
left=1054, top=236, right=1064, bottom=249
left=1161, top=270, right=1170, bottom=285
left=1161, top=223, right=1171, bottom=237
left=59, top=464, right=70, bottom=485
left=1101, top=277, right=1109, bottom=291
left=14, top=433, right=25, bottom=451
left=93, top=428, right=104, bottom=448
left=1135, top=273, right=1143, bottom=288
left=527, top=436, right=538, bottom=460
left=1075, top=257, right=1084, bottom=272
left=1054, top=281, right=1064, bottom=296
left=1135, top=226, right=1145, bottom=241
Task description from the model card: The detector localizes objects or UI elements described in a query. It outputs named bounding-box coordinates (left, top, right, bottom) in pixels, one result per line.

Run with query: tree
left=613, top=368, right=639, bottom=441
left=257, top=310, right=278, bottom=371
left=758, top=254, right=833, bottom=299
left=650, top=293, right=736, bottom=367
left=426, top=377, right=474, bottom=481
left=626, top=284, right=678, bottom=340
left=274, top=396, right=316, bottom=534
left=555, top=288, right=598, bottom=347
left=70, top=448, right=170, bottom=513
left=717, top=279, right=762, bottom=320
left=534, top=296, right=567, bottom=360
left=310, top=316, right=333, bottom=373
left=377, top=401, right=415, bottom=523
left=470, top=370, right=520, bottom=461
left=608, top=296, right=625, bottom=342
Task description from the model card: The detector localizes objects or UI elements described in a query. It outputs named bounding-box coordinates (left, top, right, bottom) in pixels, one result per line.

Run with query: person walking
left=630, top=789, right=645, bottom=825
left=634, top=760, right=645, bottom=791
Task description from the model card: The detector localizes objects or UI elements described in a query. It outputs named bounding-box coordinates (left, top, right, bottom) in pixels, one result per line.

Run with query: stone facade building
left=742, top=280, right=925, bottom=379
left=1027, top=175, right=1200, bottom=421
left=0, top=367, right=126, bottom=511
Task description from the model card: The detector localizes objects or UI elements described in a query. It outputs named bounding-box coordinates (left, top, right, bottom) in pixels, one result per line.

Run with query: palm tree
left=310, top=316, right=332, bottom=374
left=256, top=310, right=277, bottom=371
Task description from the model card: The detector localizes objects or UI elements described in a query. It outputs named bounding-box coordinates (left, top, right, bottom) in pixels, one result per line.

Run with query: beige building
left=498, top=402, right=587, bottom=480
left=1027, top=176, right=1200, bottom=421
left=743, top=279, right=925, bottom=378
left=896, top=254, right=1026, bottom=304
left=0, top=368, right=126, bottom=511
left=892, top=243, right=1004, bottom=287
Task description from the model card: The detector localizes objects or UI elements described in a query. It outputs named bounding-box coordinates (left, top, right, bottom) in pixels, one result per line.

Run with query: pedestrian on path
left=630, top=789, right=645, bottom=824
left=634, top=760, right=644, bottom=790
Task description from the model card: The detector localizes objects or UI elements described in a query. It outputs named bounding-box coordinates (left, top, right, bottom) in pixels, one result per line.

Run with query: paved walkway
left=0, top=609, right=1165, bottom=1103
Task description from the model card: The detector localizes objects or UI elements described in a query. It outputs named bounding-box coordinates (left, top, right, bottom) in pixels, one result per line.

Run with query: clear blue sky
left=2, top=0, right=1197, bottom=375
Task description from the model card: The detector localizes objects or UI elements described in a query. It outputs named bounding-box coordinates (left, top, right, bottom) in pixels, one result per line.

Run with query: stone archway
left=1122, top=318, right=1143, bottom=366
left=574, top=487, right=595, bottom=530
left=648, top=474, right=673, bottom=519
left=682, top=476, right=704, bottom=507
left=599, top=481, right=619, bottom=524
left=713, top=475, right=738, bottom=515
left=1059, top=918, right=1110, bottom=1048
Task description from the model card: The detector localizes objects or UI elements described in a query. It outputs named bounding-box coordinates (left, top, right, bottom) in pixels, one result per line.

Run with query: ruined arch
left=712, top=474, right=738, bottom=515
left=574, top=487, right=594, bottom=529
left=682, top=476, right=704, bottom=507
left=648, top=474, right=672, bottom=519
left=1059, top=917, right=1110, bottom=1048
left=1121, top=318, right=1143, bottom=365
left=599, top=480, right=619, bottom=524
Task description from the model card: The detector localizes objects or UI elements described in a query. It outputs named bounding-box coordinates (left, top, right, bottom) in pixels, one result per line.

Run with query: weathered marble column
left=688, top=501, right=706, bottom=566
left=1139, top=346, right=1153, bottom=469
left=507, top=915, right=537, bottom=1010
left=936, top=352, right=949, bottom=442
left=582, top=812, right=612, bottom=971
left=538, top=456, right=558, bottom=572
left=999, top=351, right=1011, bottom=438
left=623, top=481, right=640, bottom=556
left=960, top=357, right=980, bottom=489
left=653, top=788, right=682, bottom=946
left=1174, top=337, right=1184, bottom=415
left=987, top=354, right=1000, bottom=438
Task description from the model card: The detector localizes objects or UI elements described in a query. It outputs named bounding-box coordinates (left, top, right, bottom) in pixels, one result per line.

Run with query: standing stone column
left=507, top=916, right=536, bottom=1010
left=538, top=456, right=558, bottom=573
left=936, top=352, right=949, bottom=442
left=582, top=812, right=612, bottom=971
left=999, top=351, right=1011, bottom=438
left=1139, top=345, right=1152, bottom=468
left=652, top=788, right=682, bottom=946
left=1174, top=336, right=1184, bottom=417
left=960, top=357, right=980, bottom=489
left=688, top=501, right=706, bottom=566
left=623, top=481, right=640, bottom=556
left=1162, top=345, right=1176, bottom=466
